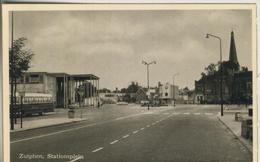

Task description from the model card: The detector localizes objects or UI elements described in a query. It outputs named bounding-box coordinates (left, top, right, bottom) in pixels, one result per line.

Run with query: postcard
left=1, top=3, right=257, bottom=162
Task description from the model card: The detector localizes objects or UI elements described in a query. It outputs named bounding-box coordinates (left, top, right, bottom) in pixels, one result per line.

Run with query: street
left=10, top=105, right=252, bottom=162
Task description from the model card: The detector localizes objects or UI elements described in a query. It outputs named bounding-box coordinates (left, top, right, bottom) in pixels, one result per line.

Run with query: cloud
left=13, top=10, right=252, bottom=89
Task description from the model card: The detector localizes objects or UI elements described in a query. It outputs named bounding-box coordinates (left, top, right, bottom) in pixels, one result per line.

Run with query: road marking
left=194, top=113, right=200, bottom=115
left=140, top=127, right=145, bottom=130
left=133, top=130, right=139, bottom=134
left=146, top=125, right=150, bottom=127
left=92, top=147, right=103, bottom=153
left=123, top=134, right=130, bottom=138
left=183, top=113, right=190, bottom=115
left=205, top=113, right=213, bottom=115
left=110, top=140, right=119, bottom=144
left=11, top=123, right=97, bottom=144
left=151, top=123, right=156, bottom=125
left=69, top=156, right=84, bottom=162
left=11, top=111, right=159, bottom=144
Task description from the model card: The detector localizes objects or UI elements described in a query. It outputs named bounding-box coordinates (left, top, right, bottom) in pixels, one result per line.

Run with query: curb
left=10, top=118, right=88, bottom=134
left=217, top=116, right=252, bottom=153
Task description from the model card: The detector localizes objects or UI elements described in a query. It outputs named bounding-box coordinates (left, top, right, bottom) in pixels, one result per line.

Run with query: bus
left=11, top=93, right=54, bottom=116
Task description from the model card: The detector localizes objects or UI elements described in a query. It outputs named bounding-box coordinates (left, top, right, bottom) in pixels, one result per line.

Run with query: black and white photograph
left=3, top=4, right=256, bottom=162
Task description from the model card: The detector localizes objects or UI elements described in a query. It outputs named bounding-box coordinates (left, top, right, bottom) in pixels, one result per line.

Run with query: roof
left=21, top=72, right=99, bottom=80
left=49, top=73, right=70, bottom=77
left=70, top=74, right=99, bottom=80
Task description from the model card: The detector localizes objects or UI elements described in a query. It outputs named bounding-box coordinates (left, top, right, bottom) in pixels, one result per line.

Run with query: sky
left=11, top=9, right=252, bottom=90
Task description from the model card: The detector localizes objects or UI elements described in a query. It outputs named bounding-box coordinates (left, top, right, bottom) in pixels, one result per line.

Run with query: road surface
left=11, top=104, right=252, bottom=162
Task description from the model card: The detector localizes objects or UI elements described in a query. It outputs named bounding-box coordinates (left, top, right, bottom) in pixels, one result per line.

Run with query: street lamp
left=172, top=73, right=179, bottom=106
left=142, top=60, right=156, bottom=110
left=205, top=33, right=223, bottom=116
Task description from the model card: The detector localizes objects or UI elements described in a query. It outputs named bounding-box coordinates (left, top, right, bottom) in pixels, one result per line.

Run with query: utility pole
left=142, top=60, right=156, bottom=110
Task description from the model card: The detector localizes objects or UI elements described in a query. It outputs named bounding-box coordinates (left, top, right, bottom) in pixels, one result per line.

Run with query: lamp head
left=206, top=34, right=209, bottom=39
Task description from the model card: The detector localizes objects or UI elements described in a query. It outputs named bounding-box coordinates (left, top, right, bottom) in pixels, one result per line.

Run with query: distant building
left=14, top=72, right=100, bottom=108
left=178, top=88, right=195, bottom=104
left=159, top=82, right=179, bottom=104
left=195, top=31, right=252, bottom=104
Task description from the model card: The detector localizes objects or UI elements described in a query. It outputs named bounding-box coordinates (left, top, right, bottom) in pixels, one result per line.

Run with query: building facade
left=159, top=82, right=179, bottom=104
left=15, top=72, right=100, bottom=108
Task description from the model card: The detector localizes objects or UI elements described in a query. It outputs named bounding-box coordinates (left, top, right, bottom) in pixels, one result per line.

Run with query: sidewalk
left=217, top=108, right=252, bottom=153
left=10, top=106, right=100, bottom=133
left=11, top=117, right=86, bottom=133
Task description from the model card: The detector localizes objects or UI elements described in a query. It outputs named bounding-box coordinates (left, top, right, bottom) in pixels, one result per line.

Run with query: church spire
left=229, top=31, right=239, bottom=65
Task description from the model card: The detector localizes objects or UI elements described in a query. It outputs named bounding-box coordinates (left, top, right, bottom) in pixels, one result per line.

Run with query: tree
left=204, top=63, right=217, bottom=75
left=120, top=88, right=127, bottom=93
left=9, top=37, right=34, bottom=129
left=201, top=72, right=206, bottom=78
left=126, top=82, right=140, bottom=93
left=99, top=88, right=111, bottom=93
left=9, top=37, right=34, bottom=83
left=241, top=66, right=248, bottom=72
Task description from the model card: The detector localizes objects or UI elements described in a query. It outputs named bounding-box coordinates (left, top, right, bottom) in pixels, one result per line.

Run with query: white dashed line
left=205, top=113, right=213, bottom=115
left=140, top=127, right=145, bottom=130
left=183, top=113, right=190, bottom=115
left=133, top=130, right=139, bottom=134
left=146, top=125, right=150, bottom=128
left=110, top=140, right=119, bottom=145
left=123, top=134, right=130, bottom=138
left=152, top=123, right=156, bottom=125
left=92, top=147, right=103, bottom=153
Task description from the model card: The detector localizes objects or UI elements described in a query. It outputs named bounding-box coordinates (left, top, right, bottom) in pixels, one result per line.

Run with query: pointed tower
left=228, top=31, right=239, bottom=71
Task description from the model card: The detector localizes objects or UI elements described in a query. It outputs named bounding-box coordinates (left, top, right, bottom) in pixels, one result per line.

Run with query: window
left=30, top=74, right=40, bottom=83
left=25, top=75, right=30, bottom=83
left=165, top=93, right=168, bottom=96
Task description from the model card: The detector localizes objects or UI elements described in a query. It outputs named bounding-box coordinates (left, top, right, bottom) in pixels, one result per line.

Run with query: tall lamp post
left=172, top=73, right=179, bottom=106
left=206, top=33, right=223, bottom=116
left=142, top=60, right=156, bottom=110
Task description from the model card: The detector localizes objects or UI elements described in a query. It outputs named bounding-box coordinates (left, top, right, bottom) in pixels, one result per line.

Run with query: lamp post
left=172, top=73, right=179, bottom=106
left=142, top=60, right=156, bottom=110
left=206, top=33, right=223, bottom=116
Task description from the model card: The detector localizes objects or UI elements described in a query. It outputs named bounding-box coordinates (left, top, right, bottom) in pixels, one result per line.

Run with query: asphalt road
left=10, top=105, right=252, bottom=162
